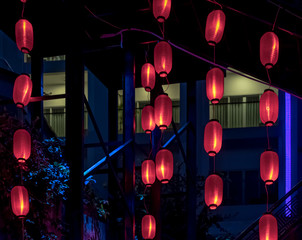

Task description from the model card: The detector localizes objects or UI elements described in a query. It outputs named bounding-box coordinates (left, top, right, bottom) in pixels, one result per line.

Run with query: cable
left=206, top=0, right=223, bottom=9
left=265, top=183, right=269, bottom=212
left=266, top=126, right=271, bottom=150
left=272, top=6, right=281, bottom=31
left=143, top=186, right=149, bottom=214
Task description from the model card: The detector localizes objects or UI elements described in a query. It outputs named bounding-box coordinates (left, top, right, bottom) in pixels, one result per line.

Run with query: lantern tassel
left=143, top=186, right=149, bottom=214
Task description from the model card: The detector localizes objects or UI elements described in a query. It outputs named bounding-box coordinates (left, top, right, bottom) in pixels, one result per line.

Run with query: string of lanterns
left=11, top=0, right=34, bottom=237
left=140, top=0, right=173, bottom=238
left=258, top=14, right=280, bottom=240
left=204, top=5, right=225, bottom=211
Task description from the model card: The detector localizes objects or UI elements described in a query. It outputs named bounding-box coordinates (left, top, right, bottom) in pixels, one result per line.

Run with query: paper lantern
left=142, top=105, right=156, bottom=134
left=205, top=10, right=226, bottom=46
left=142, top=215, right=156, bottom=239
left=142, top=160, right=156, bottom=187
left=11, top=186, right=29, bottom=218
left=205, top=174, right=223, bottom=210
left=154, top=41, right=172, bottom=77
left=204, top=120, right=222, bottom=157
left=15, top=19, right=33, bottom=53
left=141, top=63, right=156, bottom=92
left=260, top=89, right=279, bottom=126
left=206, top=68, right=224, bottom=104
left=260, top=150, right=279, bottom=185
left=260, top=32, right=279, bottom=69
left=13, top=74, right=32, bottom=108
left=156, top=149, right=173, bottom=183
left=259, top=213, right=278, bottom=240
left=153, top=0, right=171, bottom=23
left=154, top=93, right=172, bottom=130
left=13, top=129, right=31, bottom=163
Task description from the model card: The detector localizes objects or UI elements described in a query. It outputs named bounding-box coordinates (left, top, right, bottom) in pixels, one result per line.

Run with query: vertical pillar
left=65, top=0, right=84, bottom=239
left=30, top=51, right=43, bottom=131
left=186, top=80, right=196, bottom=239
left=108, top=88, right=120, bottom=240
left=123, top=44, right=135, bottom=240
left=150, top=80, right=163, bottom=240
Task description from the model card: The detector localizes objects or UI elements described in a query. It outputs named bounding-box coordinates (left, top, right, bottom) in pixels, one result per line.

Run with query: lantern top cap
left=209, top=119, right=220, bottom=123
left=264, top=89, right=275, bottom=93
left=144, top=103, right=152, bottom=107
left=264, top=148, right=275, bottom=152
left=19, top=73, right=30, bottom=77
left=158, top=92, right=168, bottom=97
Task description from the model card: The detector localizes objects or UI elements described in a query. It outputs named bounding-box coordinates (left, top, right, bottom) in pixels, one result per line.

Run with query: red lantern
left=142, top=160, right=156, bottom=187
left=260, top=89, right=279, bottom=126
left=206, top=68, right=224, bottom=104
left=204, top=120, right=222, bottom=157
left=154, top=93, right=172, bottom=130
left=260, top=32, right=279, bottom=69
left=154, top=41, right=172, bottom=77
left=156, top=149, right=173, bottom=184
left=13, top=74, right=32, bottom=108
left=11, top=186, right=29, bottom=218
left=259, top=213, right=278, bottom=240
left=205, top=174, right=223, bottom=210
left=142, top=105, right=156, bottom=134
left=141, top=63, right=156, bottom=92
left=15, top=19, right=34, bottom=53
left=153, top=0, right=171, bottom=23
left=142, top=215, right=156, bottom=239
left=13, top=129, right=31, bottom=163
left=205, top=10, right=226, bottom=46
left=260, top=150, right=279, bottom=185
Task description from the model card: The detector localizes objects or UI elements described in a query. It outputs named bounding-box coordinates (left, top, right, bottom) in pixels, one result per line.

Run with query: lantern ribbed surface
left=205, top=10, right=226, bottom=46
left=13, top=129, right=31, bottom=163
left=156, top=149, right=173, bottom=184
left=13, top=74, right=32, bottom=108
left=260, top=89, right=279, bottom=126
left=260, top=150, right=279, bottom=185
left=141, top=63, right=156, bottom=92
left=154, top=93, right=172, bottom=130
left=206, top=68, right=224, bottom=104
left=15, top=19, right=33, bottom=53
left=204, top=120, right=222, bottom=157
left=205, top=174, right=223, bottom=210
left=142, top=105, right=156, bottom=134
left=153, top=0, right=171, bottom=23
left=259, top=213, right=278, bottom=240
left=142, top=215, right=156, bottom=239
left=11, top=186, right=29, bottom=218
left=260, top=32, right=279, bottom=69
left=142, top=160, right=156, bottom=187
left=154, top=41, right=172, bottom=77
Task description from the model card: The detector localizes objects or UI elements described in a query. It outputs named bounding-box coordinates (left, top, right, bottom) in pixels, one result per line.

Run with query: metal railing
left=235, top=180, right=302, bottom=240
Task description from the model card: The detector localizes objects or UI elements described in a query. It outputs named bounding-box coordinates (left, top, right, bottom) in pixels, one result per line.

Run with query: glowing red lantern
left=154, top=93, right=172, bottom=130
left=260, top=150, right=279, bottom=185
left=259, top=213, right=278, bottom=240
left=142, top=215, right=156, bottom=239
left=141, top=63, right=156, bottom=92
left=205, top=10, right=226, bottom=46
left=204, top=120, right=222, bottom=157
left=205, top=174, right=223, bottom=210
left=15, top=19, right=34, bottom=53
left=153, top=0, right=171, bottom=23
left=154, top=41, right=172, bottom=77
left=260, top=32, right=279, bottom=69
left=142, top=105, right=156, bottom=134
left=156, top=149, right=173, bottom=184
left=142, top=160, right=156, bottom=187
left=206, top=68, right=224, bottom=104
left=260, top=89, right=279, bottom=126
left=11, top=186, right=29, bottom=218
left=13, top=74, right=32, bottom=108
left=13, top=129, right=31, bottom=163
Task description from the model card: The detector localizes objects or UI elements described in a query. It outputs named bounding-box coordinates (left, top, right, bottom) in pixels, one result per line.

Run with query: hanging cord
left=164, top=76, right=170, bottom=92
left=159, top=129, right=163, bottom=149
left=21, top=218, right=25, bottom=240
left=157, top=22, right=165, bottom=39
left=266, top=68, right=272, bottom=87
left=272, top=6, right=281, bottom=31
left=266, top=126, right=271, bottom=149
left=143, top=186, right=149, bottom=214
left=265, top=184, right=269, bottom=212
left=213, top=156, right=216, bottom=173
left=213, top=45, right=216, bottom=64
left=213, top=103, right=216, bottom=120
left=148, top=134, right=153, bottom=159
left=206, top=0, right=223, bottom=9
left=21, top=3, right=25, bottom=18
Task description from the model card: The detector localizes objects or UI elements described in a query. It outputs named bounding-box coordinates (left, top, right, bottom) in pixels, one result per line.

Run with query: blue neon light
left=285, top=93, right=291, bottom=210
